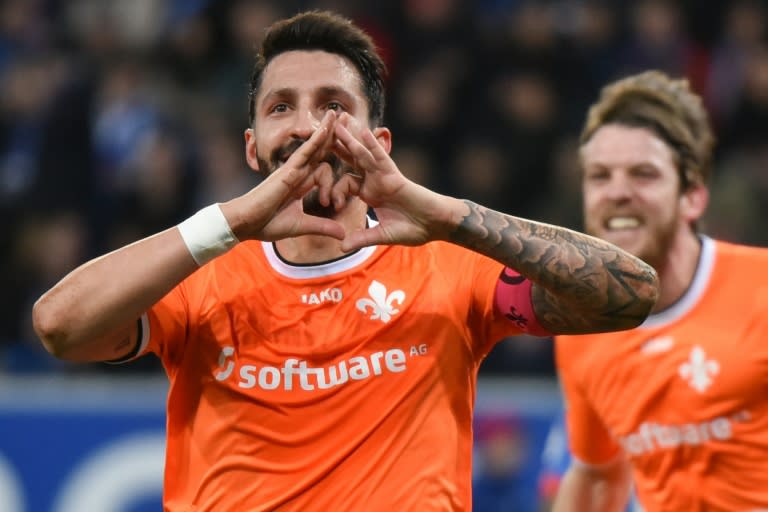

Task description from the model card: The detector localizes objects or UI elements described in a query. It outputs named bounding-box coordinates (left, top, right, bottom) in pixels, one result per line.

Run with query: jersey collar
left=639, top=235, right=715, bottom=329
left=261, top=216, right=379, bottom=279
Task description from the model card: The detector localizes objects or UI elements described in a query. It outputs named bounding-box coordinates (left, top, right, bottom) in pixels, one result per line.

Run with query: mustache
left=271, top=138, right=340, bottom=170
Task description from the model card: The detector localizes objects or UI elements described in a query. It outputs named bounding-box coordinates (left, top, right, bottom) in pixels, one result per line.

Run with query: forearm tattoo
left=449, top=201, right=658, bottom=333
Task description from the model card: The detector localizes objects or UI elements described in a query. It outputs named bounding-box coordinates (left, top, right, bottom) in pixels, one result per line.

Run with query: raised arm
left=33, top=112, right=344, bottom=362
left=333, top=113, right=658, bottom=334
left=552, top=459, right=633, bottom=512
left=448, top=202, right=657, bottom=334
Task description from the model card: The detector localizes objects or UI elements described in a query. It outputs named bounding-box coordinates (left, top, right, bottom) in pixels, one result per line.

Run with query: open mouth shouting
left=605, top=216, right=641, bottom=231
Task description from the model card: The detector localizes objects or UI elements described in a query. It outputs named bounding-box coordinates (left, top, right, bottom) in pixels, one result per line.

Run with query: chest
left=185, top=270, right=479, bottom=407
left=585, top=309, right=768, bottom=434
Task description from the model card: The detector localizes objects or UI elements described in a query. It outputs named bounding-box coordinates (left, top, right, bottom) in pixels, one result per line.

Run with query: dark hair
left=248, top=10, right=386, bottom=127
left=581, top=70, right=715, bottom=191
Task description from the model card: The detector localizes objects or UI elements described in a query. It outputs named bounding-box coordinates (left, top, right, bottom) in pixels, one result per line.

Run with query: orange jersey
left=137, top=238, right=521, bottom=511
left=556, top=237, right=768, bottom=511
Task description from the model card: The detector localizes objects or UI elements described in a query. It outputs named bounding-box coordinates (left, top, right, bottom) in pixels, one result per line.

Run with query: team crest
left=356, top=280, right=405, bottom=323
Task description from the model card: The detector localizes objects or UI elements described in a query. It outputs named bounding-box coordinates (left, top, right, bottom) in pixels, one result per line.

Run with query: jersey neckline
left=639, top=235, right=715, bottom=329
left=260, top=216, right=379, bottom=279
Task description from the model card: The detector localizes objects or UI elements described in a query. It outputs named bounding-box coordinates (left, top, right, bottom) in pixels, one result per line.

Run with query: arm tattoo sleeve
left=448, top=200, right=658, bottom=334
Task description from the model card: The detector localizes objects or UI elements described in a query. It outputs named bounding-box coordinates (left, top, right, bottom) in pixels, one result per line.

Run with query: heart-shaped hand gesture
left=222, top=110, right=465, bottom=251
left=330, top=112, right=464, bottom=252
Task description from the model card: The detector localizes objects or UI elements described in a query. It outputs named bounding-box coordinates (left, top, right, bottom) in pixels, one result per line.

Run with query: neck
left=274, top=200, right=368, bottom=264
left=652, top=230, right=702, bottom=313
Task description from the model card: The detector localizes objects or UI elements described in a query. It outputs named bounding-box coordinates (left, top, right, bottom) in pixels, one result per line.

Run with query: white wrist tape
left=177, top=204, right=239, bottom=266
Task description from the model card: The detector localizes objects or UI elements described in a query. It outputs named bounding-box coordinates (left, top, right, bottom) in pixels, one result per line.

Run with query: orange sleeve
left=145, top=281, right=191, bottom=372
left=555, top=337, right=622, bottom=465
left=463, top=250, right=524, bottom=359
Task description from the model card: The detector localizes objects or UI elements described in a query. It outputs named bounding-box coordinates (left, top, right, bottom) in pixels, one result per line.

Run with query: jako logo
left=618, top=412, right=750, bottom=456
left=214, top=346, right=408, bottom=391
left=301, top=287, right=342, bottom=305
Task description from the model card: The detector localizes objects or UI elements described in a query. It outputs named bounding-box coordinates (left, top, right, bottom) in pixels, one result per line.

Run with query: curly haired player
left=554, top=70, right=768, bottom=512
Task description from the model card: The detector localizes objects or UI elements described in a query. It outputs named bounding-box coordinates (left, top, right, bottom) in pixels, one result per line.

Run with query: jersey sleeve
left=461, top=249, right=526, bottom=359
left=143, top=281, right=191, bottom=372
left=555, top=337, right=622, bottom=465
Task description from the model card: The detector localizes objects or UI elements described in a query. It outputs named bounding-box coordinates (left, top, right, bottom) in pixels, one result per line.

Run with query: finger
left=287, top=110, right=337, bottom=171
left=333, top=139, right=356, bottom=167
left=341, top=225, right=387, bottom=252
left=338, top=112, right=389, bottom=164
left=293, top=162, right=331, bottom=201
left=333, top=189, right=346, bottom=211
left=360, top=128, right=390, bottom=163
left=334, top=123, right=376, bottom=169
left=335, top=112, right=364, bottom=145
left=313, top=161, right=335, bottom=207
left=338, top=111, right=361, bottom=135
left=298, top=216, right=346, bottom=240
left=330, top=174, right=361, bottom=210
left=312, top=116, right=339, bottom=169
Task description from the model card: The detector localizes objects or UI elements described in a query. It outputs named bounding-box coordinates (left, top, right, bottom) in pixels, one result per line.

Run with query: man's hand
left=330, top=113, right=464, bottom=251
left=222, top=110, right=346, bottom=242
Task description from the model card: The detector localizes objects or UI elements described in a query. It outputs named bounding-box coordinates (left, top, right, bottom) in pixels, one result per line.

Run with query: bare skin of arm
left=552, top=459, right=633, bottom=512
left=32, top=231, right=200, bottom=362
left=333, top=114, right=659, bottom=334
left=33, top=112, right=345, bottom=362
left=34, top=110, right=657, bottom=362
left=449, top=203, right=658, bottom=333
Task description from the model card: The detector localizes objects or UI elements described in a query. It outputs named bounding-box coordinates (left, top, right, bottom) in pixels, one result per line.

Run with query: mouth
left=604, top=216, right=642, bottom=231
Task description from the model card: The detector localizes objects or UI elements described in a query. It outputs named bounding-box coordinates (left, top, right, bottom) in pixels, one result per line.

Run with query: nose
left=290, top=108, right=322, bottom=140
left=603, top=173, right=633, bottom=202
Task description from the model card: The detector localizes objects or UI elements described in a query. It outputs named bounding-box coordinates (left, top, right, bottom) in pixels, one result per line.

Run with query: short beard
left=637, top=217, right=677, bottom=271
left=258, top=138, right=352, bottom=218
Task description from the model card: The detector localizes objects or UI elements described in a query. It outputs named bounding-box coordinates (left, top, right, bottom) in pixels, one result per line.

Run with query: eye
left=631, top=165, right=658, bottom=180
left=325, top=101, right=343, bottom=112
left=269, top=103, right=289, bottom=114
left=585, top=169, right=609, bottom=182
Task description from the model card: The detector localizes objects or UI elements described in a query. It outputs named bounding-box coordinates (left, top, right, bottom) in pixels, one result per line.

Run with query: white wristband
left=177, top=204, right=239, bottom=266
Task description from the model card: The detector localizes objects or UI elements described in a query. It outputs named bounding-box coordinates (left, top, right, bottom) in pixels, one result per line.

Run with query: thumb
left=298, top=216, right=346, bottom=240
left=340, top=225, right=388, bottom=252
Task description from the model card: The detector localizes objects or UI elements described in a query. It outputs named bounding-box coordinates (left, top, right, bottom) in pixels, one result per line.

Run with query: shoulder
left=554, top=332, right=612, bottom=373
left=433, top=241, right=506, bottom=267
left=399, top=241, right=503, bottom=273
left=714, top=240, right=768, bottom=303
left=711, top=238, right=768, bottom=284
left=713, top=238, right=768, bottom=263
left=181, top=241, right=267, bottom=299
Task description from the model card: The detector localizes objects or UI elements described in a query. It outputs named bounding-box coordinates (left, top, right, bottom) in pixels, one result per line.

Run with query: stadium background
left=1, top=0, right=767, bottom=510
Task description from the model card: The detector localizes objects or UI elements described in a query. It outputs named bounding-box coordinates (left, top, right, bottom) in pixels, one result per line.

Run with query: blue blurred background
left=2, top=0, right=767, bottom=510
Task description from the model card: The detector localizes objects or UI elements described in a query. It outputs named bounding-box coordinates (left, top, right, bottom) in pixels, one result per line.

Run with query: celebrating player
left=554, top=70, right=768, bottom=511
left=33, top=11, right=657, bottom=511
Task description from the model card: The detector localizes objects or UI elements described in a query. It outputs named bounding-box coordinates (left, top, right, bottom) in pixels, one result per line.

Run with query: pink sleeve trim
left=494, top=267, right=551, bottom=336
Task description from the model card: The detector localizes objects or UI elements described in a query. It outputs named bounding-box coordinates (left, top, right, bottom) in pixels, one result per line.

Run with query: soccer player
left=553, top=70, right=768, bottom=511
left=32, top=11, right=658, bottom=511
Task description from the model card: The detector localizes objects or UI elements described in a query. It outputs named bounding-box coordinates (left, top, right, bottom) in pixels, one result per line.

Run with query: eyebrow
left=259, top=85, right=357, bottom=107
left=259, top=87, right=296, bottom=105
left=315, top=86, right=356, bottom=103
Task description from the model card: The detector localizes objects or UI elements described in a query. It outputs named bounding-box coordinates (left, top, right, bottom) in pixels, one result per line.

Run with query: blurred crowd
left=2, top=0, right=768, bottom=376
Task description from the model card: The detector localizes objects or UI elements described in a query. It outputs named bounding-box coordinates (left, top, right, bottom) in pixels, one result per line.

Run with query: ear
left=243, top=128, right=261, bottom=173
left=681, top=182, right=709, bottom=223
left=372, top=126, right=392, bottom=154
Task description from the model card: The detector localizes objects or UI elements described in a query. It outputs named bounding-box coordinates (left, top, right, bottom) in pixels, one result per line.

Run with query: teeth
left=607, top=217, right=640, bottom=229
